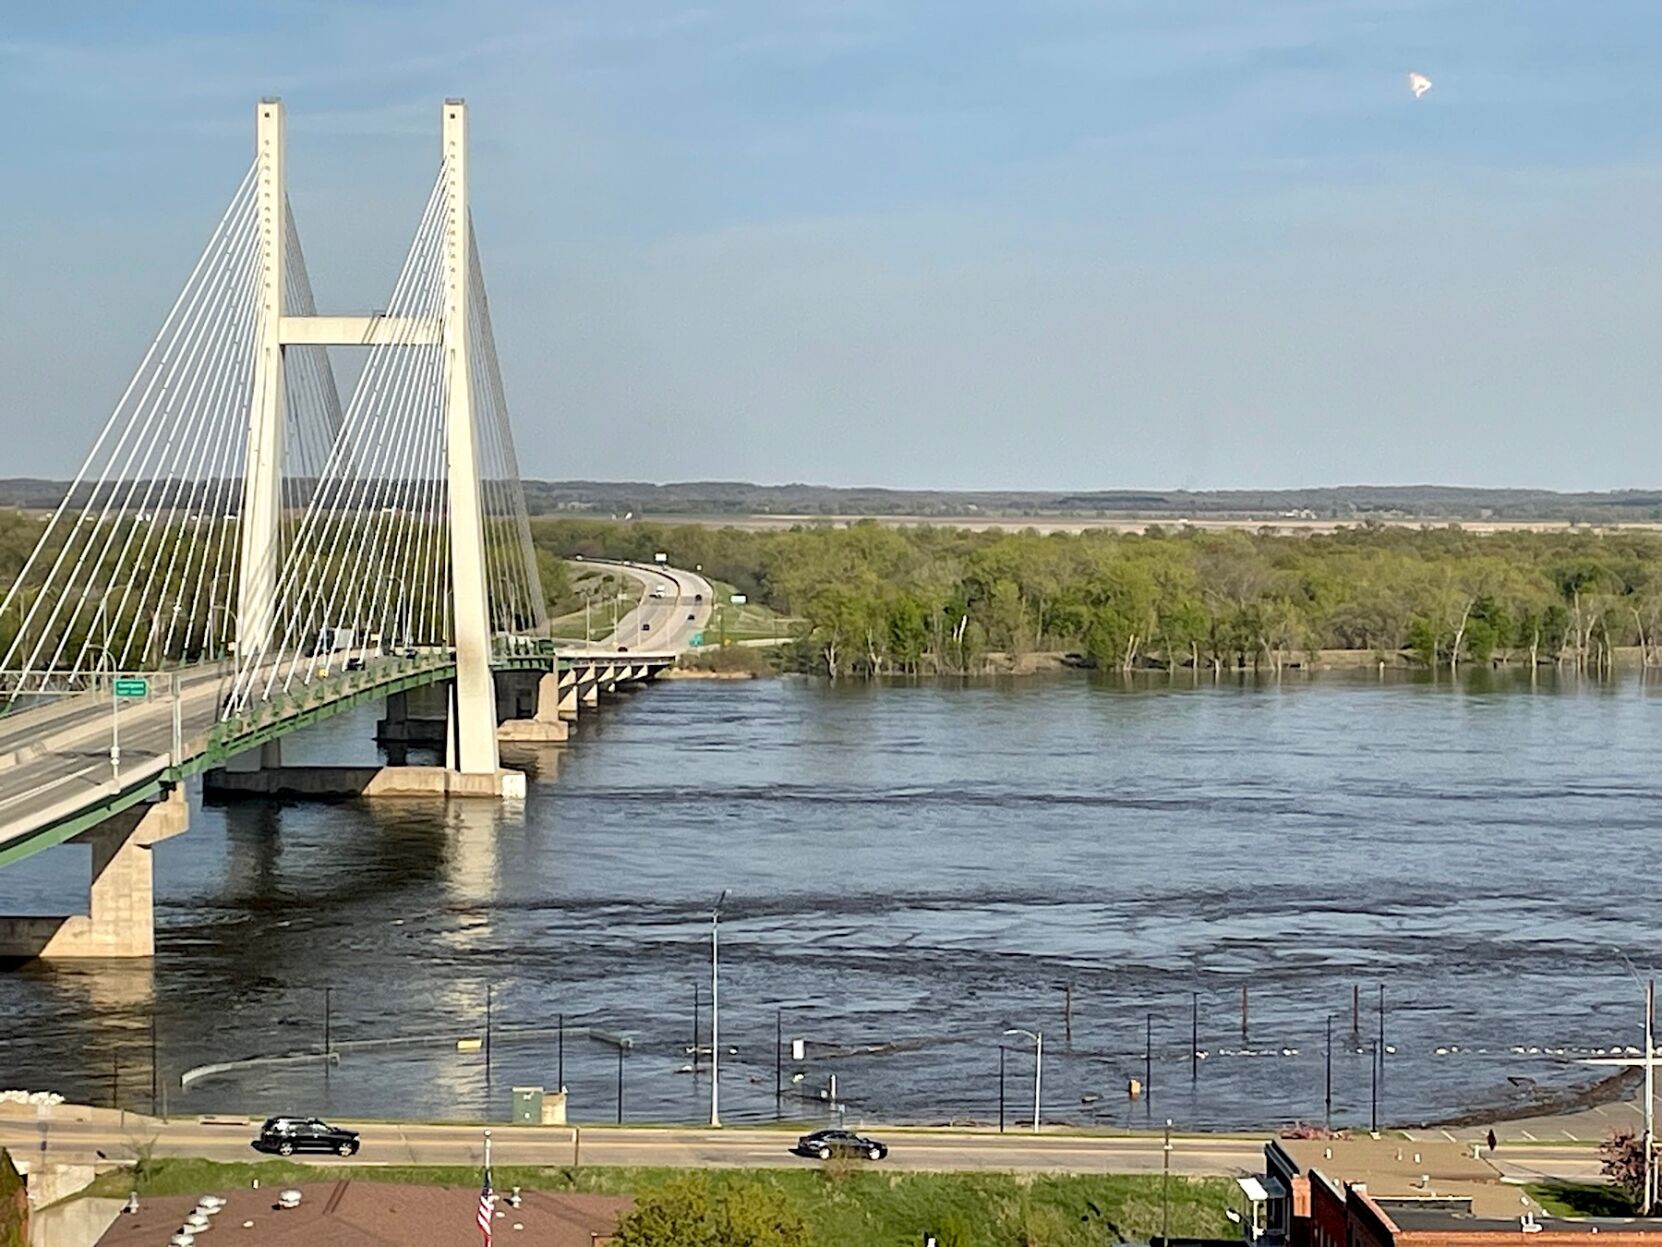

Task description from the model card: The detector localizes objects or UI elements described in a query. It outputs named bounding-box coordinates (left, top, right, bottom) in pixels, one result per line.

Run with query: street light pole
left=1370, top=1041, right=1379, bottom=1135
left=97, top=592, right=120, bottom=776
left=1004, top=1028, right=1042, bottom=1134
left=998, top=1046, right=1006, bottom=1133
left=1162, top=1118, right=1173, bottom=1246
left=710, top=889, right=728, bottom=1127
left=1646, top=979, right=1656, bottom=1215
left=1325, top=1013, right=1333, bottom=1129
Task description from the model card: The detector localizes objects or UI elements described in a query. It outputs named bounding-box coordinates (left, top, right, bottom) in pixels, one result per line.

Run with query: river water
left=2, top=669, right=1659, bottom=1132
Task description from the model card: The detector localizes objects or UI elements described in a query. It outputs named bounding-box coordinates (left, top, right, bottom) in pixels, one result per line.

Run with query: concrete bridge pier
left=376, top=685, right=448, bottom=745
left=222, top=739, right=282, bottom=772
left=496, top=671, right=569, bottom=744
left=0, top=787, right=188, bottom=960
left=556, top=669, right=579, bottom=719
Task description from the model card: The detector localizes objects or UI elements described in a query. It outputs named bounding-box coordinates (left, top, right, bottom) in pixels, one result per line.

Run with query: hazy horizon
left=5, top=2, right=1662, bottom=491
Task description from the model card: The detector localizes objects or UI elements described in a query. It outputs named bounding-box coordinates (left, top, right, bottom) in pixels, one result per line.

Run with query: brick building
left=1254, top=1138, right=1662, bottom=1247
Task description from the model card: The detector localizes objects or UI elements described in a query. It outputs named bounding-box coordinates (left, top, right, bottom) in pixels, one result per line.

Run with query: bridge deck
left=0, top=648, right=671, bottom=870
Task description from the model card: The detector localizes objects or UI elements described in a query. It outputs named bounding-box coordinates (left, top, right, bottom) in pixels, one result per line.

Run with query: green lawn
left=701, top=579, right=801, bottom=645
left=83, top=1158, right=1237, bottom=1246
left=547, top=568, right=638, bottom=640
left=1528, top=1181, right=1635, bottom=1217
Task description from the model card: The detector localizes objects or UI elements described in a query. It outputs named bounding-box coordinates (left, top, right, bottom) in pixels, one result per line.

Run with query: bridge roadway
left=0, top=559, right=714, bottom=871
left=0, top=1112, right=1608, bottom=1182
left=564, top=558, right=715, bottom=654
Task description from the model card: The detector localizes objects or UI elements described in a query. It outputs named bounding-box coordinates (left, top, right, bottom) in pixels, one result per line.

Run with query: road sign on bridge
left=113, top=678, right=149, bottom=699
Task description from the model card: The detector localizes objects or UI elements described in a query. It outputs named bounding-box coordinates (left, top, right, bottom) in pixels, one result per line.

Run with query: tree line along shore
left=537, top=517, right=1662, bottom=678
left=7, top=508, right=1662, bottom=682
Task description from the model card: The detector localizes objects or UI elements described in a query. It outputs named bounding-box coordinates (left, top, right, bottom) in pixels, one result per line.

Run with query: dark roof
left=96, top=1180, right=630, bottom=1246
left=1385, top=1205, right=1662, bottom=1235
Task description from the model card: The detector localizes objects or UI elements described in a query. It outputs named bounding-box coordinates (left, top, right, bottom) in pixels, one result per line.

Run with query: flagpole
left=479, top=1129, right=495, bottom=1246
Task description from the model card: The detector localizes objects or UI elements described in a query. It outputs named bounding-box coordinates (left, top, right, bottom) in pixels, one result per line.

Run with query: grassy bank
left=85, top=1158, right=1236, bottom=1245
left=1528, top=1182, right=1634, bottom=1217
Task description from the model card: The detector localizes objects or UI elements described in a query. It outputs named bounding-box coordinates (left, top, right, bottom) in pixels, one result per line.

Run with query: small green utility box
left=511, top=1086, right=544, bottom=1124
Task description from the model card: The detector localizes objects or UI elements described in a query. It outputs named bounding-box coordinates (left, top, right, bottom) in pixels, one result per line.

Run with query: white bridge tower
left=237, top=97, right=501, bottom=776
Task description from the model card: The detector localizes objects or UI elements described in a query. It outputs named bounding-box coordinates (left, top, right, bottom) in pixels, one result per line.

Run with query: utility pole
left=150, top=1009, right=159, bottom=1115
left=485, top=983, right=493, bottom=1083
left=616, top=1045, right=625, bottom=1124
left=692, top=984, right=700, bottom=1072
left=557, top=1012, right=564, bottom=1093
left=324, top=986, right=332, bottom=1075
left=1241, top=985, right=1248, bottom=1043
left=775, top=1009, right=783, bottom=1118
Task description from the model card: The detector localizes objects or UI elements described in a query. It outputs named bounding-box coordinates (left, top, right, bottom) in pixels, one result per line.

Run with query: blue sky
left=4, top=1, right=1662, bottom=490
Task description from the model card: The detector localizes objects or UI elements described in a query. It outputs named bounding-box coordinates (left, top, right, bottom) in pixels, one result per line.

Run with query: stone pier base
left=0, top=787, right=188, bottom=960
left=204, top=765, right=526, bottom=800
left=498, top=672, right=571, bottom=742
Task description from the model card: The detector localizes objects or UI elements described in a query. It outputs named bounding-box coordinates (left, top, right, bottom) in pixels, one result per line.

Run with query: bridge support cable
left=0, top=165, right=266, bottom=699
left=467, top=223, right=546, bottom=638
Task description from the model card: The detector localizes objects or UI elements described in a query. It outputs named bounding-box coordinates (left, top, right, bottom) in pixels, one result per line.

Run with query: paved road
left=0, top=667, right=230, bottom=858
left=564, top=560, right=713, bottom=654
left=0, top=1112, right=1605, bottom=1182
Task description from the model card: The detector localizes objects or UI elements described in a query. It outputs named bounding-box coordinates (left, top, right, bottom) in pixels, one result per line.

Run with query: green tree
left=611, top=1176, right=809, bottom=1247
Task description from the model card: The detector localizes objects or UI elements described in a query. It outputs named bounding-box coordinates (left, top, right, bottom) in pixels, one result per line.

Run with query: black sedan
left=794, top=1129, right=888, bottom=1161
left=254, top=1116, right=361, bottom=1157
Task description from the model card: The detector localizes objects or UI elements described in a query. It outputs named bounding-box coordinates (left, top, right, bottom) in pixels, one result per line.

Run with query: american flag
left=477, top=1132, right=495, bottom=1245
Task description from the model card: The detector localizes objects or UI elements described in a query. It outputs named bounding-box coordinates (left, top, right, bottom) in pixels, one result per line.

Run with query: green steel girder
left=0, top=775, right=166, bottom=870
left=0, top=654, right=560, bottom=871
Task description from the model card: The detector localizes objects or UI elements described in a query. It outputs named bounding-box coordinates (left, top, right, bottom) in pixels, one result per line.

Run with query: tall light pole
left=710, top=889, right=729, bottom=1127
left=93, top=590, right=121, bottom=776
left=1574, top=959, right=1660, bottom=1213
left=1642, top=978, right=1657, bottom=1215
left=1162, top=1117, right=1173, bottom=1245
left=1004, top=1028, right=1042, bottom=1133
left=1325, top=1013, right=1334, bottom=1130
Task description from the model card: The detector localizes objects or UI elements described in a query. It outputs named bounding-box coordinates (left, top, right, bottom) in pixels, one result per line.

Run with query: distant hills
left=508, top=481, right=1662, bottom=523
left=6, top=478, right=1662, bottom=523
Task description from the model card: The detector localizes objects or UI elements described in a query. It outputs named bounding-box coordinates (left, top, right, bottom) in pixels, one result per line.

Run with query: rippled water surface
left=3, top=669, right=1659, bottom=1130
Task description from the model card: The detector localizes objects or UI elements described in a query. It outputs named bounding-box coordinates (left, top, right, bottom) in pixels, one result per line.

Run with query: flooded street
left=2, top=669, right=1659, bottom=1131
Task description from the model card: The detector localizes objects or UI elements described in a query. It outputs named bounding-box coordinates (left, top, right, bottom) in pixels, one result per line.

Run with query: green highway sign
left=113, top=678, right=149, bottom=699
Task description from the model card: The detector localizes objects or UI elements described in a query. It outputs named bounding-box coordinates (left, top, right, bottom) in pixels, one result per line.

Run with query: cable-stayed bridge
left=0, top=100, right=699, bottom=959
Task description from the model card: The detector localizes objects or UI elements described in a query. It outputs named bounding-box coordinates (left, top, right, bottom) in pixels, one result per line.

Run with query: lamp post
left=710, top=889, right=729, bottom=1127
left=93, top=590, right=121, bottom=775
left=1162, top=1118, right=1173, bottom=1245
left=1370, top=1041, right=1379, bottom=1134
left=1003, top=1028, right=1042, bottom=1133
left=1325, top=1013, right=1333, bottom=1129
left=998, top=1045, right=1006, bottom=1133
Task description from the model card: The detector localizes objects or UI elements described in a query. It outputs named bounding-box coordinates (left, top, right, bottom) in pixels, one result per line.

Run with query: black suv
left=255, top=1116, right=361, bottom=1157
left=794, top=1129, right=888, bottom=1161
